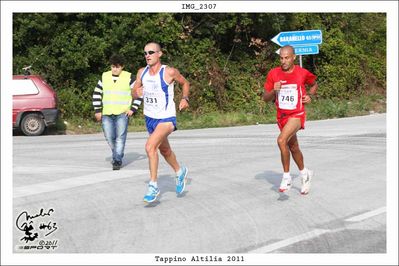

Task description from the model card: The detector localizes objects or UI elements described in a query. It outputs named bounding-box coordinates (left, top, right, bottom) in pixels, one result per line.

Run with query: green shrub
left=13, top=13, right=386, bottom=121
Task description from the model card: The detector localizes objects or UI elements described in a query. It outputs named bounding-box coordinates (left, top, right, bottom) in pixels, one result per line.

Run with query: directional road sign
left=294, top=45, right=319, bottom=55
left=271, top=30, right=322, bottom=47
left=275, top=45, right=319, bottom=56
left=275, top=44, right=320, bottom=55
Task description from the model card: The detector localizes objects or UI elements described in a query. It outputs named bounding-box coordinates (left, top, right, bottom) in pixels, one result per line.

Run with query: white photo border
left=1, top=1, right=398, bottom=265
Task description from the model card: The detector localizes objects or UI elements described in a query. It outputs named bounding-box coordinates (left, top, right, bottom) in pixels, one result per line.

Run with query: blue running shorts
left=145, top=116, right=177, bottom=134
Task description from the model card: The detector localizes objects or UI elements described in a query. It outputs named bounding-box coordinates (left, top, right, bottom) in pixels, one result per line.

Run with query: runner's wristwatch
left=182, top=96, right=189, bottom=102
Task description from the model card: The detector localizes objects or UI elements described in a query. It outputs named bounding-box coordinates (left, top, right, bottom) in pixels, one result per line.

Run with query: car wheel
left=20, top=113, right=46, bottom=136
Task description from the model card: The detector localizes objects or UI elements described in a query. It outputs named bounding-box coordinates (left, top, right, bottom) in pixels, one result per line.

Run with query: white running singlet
left=141, top=65, right=176, bottom=119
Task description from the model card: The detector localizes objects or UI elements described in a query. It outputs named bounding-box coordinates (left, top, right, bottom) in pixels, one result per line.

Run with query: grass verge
left=49, top=93, right=386, bottom=135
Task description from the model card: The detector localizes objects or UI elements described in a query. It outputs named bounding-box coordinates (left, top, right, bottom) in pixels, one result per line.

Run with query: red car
left=13, top=74, right=58, bottom=136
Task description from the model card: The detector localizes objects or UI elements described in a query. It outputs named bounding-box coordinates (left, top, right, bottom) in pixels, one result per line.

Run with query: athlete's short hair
left=145, top=41, right=162, bottom=51
left=281, top=45, right=295, bottom=55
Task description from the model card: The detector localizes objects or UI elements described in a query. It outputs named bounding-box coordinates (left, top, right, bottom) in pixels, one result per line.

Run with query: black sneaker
left=112, top=161, right=122, bottom=170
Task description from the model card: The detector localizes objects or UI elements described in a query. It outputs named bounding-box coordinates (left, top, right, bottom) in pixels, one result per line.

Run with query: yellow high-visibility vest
left=101, top=70, right=132, bottom=115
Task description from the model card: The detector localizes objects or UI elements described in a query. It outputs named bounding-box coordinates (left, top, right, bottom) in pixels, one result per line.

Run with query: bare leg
left=287, top=134, right=305, bottom=171
left=159, top=137, right=180, bottom=172
left=276, top=118, right=301, bottom=173
left=145, top=122, right=175, bottom=182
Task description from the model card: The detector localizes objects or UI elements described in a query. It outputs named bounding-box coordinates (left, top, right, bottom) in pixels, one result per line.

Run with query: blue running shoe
left=176, top=166, right=188, bottom=194
left=143, top=184, right=160, bottom=203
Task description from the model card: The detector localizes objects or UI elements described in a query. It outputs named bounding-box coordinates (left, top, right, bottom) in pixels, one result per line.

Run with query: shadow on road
left=122, top=152, right=147, bottom=167
left=105, top=152, right=146, bottom=167
left=255, top=170, right=300, bottom=201
left=156, top=174, right=175, bottom=194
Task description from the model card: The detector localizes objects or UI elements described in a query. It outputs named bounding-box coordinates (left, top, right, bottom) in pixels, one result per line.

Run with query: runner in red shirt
left=263, top=45, right=318, bottom=195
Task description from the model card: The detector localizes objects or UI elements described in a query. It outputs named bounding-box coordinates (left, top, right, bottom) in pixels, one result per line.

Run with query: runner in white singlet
left=140, top=64, right=176, bottom=119
left=132, top=42, right=190, bottom=203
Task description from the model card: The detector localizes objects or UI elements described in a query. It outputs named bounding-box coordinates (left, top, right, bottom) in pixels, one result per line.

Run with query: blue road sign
left=275, top=45, right=319, bottom=55
left=272, top=30, right=322, bottom=46
left=293, top=45, right=319, bottom=55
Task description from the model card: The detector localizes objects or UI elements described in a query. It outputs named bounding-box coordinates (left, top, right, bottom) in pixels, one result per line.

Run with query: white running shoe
left=279, top=176, right=292, bottom=192
left=301, top=169, right=313, bottom=195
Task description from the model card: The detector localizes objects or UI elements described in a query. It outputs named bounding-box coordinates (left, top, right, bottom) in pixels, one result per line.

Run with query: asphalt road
left=12, top=114, right=386, bottom=254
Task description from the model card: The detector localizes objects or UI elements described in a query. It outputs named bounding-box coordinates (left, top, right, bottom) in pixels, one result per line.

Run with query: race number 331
left=278, top=84, right=298, bottom=110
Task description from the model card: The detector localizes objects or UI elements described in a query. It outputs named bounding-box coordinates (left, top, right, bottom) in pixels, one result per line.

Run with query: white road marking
left=13, top=170, right=148, bottom=198
left=249, top=206, right=386, bottom=253
left=248, top=229, right=330, bottom=253
left=345, top=206, right=386, bottom=222
left=13, top=165, right=110, bottom=174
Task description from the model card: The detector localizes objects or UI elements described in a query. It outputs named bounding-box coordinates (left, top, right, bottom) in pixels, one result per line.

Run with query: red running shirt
left=264, top=65, right=316, bottom=116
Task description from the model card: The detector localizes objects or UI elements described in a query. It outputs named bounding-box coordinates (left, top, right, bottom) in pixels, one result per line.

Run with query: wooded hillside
left=13, top=13, right=386, bottom=119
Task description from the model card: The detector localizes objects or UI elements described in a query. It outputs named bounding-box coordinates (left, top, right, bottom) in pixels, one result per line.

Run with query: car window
left=13, top=79, right=39, bottom=95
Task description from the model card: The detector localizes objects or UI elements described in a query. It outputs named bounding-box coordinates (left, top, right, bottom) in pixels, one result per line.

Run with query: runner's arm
left=308, top=81, right=318, bottom=97
left=167, top=67, right=190, bottom=110
left=263, top=71, right=278, bottom=102
left=262, top=89, right=276, bottom=102
left=167, top=67, right=190, bottom=98
left=132, top=68, right=145, bottom=99
left=130, top=69, right=144, bottom=114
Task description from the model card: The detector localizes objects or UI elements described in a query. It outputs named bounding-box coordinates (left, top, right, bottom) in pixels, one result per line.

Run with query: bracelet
left=182, top=96, right=189, bottom=102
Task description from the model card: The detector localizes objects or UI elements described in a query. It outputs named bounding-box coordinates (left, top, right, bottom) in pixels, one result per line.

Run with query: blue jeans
left=102, top=114, right=129, bottom=164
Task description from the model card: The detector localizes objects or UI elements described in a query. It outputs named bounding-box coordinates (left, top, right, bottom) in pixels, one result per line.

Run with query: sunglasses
left=143, top=50, right=158, bottom=56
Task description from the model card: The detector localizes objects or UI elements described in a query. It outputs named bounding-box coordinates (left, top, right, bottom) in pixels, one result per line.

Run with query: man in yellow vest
left=92, top=54, right=142, bottom=170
